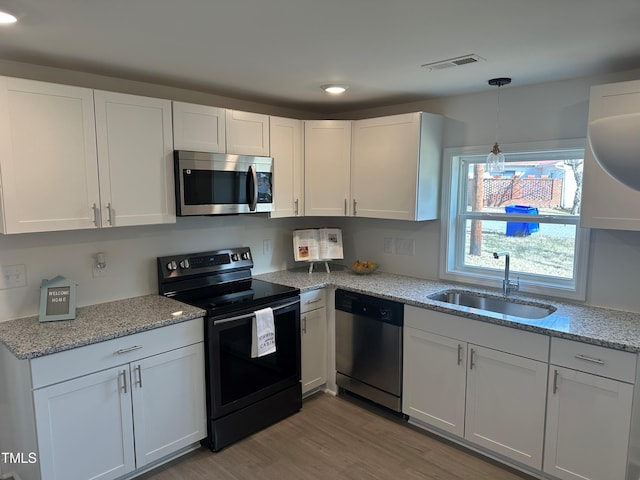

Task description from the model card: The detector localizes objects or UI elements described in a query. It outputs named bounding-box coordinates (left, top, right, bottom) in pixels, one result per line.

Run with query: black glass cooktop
left=173, top=278, right=299, bottom=317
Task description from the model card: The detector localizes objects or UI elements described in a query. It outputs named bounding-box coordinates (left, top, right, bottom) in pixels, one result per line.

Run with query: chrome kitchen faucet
left=493, top=251, right=519, bottom=296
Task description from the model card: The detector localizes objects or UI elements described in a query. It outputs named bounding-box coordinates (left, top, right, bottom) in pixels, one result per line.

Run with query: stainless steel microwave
left=174, top=150, right=274, bottom=216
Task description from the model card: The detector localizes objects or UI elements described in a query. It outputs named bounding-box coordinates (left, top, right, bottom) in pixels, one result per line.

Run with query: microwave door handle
left=247, top=165, right=258, bottom=212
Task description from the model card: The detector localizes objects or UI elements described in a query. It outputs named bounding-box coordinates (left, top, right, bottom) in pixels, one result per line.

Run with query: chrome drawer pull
left=115, top=345, right=143, bottom=355
left=305, top=298, right=323, bottom=305
left=574, top=354, right=605, bottom=365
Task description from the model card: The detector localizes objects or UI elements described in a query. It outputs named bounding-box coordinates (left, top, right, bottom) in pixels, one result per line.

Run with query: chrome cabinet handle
left=553, top=369, right=559, bottom=394
left=115, top=345, right=143, bottom=355
left=135, top=365, right=143, bottom=388
left=575, top=354, right=605, bottom=365
left=91, top=203, right=100, bottom=226
left=344, top=198, right=347, bottom=216
left=353, top=199, right=357, bottom=216
left=302, top=315, right=307, bottom=334
left=457, top=344, right=463, bottom=366
left=294, top=198, right=299, bottom=216
left=305, top=298, right=323, bottom=305
left=106, top=202, right=113, bottom=226
left=119, top=369, right=128, bottom=394
left=469, top=348, right=476, bottom=370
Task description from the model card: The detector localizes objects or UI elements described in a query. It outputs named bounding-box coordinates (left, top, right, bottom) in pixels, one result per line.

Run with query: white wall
left=0, top=215, right=303, bottom=320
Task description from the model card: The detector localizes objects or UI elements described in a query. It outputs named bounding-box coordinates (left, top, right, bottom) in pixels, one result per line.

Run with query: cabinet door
left=33, top=366, right=135, bottom=480
left=172, top=101, right=226, bottom=152
left=0, top=76, right=100, bottom=233
left=351, top=113, right=421, bottom=220
left=94, top=91, right=175, bottom=227
left=465, top=345, right=547, bottom=469
left=581, top=80, right=640, bottom=230
left=225, top=109, right=270, bottom=155
left=270, top=116, right=303, bottom=218
left=544, top=366, right=633, bottom=480
left=131, top=343, right=206, bottom=468
left=402, top=327, right=466, bottom=436
left=304, top=120, right=351, bottom=216
left=301, top=307, right=327, bottom=394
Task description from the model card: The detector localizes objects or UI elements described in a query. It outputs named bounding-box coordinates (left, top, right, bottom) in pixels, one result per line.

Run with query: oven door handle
left=213, top=299, right=300, bottom=325
left=246, top=164, right=258, bottom=212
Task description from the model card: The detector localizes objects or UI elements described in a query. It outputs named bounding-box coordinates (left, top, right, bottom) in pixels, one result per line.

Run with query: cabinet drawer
left=300, top=289, right=326, bottom=313
left=31, top=318, right=204, bottom=389
left=550, top=337, right=637, bottom=383
left=405, top=305, right=549, bottom=362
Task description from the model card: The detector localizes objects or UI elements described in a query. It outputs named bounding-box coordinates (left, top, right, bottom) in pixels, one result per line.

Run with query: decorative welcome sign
left=39, top=276, right=77, bottom=322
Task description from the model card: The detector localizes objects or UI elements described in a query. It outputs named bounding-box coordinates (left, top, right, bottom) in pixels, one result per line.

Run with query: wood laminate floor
left=139, top=392, right=535, bottom=480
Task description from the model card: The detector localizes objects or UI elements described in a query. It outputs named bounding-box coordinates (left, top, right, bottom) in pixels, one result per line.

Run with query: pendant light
left=486, top=77, right=511, bottom=173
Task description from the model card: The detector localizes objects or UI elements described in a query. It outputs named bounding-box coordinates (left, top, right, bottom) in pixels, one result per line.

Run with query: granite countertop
left=0, top=295, right=206, bottom=360
left=255, top=269, right=640, bottom=354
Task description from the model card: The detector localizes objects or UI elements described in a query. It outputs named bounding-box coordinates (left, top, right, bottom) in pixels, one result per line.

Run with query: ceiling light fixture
left=486, top=77, right=511, bottom=173
left=321, top=84, right=348, bottom=95
left=0, top=10, right=17, bottom=24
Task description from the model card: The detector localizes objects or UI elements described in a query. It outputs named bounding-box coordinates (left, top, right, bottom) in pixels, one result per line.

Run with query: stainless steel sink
left=428, top=290, right=556, bottom=319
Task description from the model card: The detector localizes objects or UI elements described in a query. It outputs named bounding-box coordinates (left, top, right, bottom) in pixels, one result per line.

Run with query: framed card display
left=39, top=276, right=77, bottom=322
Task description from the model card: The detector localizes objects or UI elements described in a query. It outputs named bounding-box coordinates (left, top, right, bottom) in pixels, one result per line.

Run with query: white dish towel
left=251, top=307, right=276, bottom=358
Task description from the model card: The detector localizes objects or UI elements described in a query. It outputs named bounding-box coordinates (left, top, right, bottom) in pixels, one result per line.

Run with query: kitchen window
left=440, top=139, right=590, bottom=300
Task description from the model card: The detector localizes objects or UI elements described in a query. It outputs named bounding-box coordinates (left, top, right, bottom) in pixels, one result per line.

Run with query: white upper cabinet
left=270, top=116, right=303, bottom=218
left=172, top=101, right=226, bottom=152
left=0, top=77, right=175, bottom=234
left=172, top=104, right=269, bottom=156
left=304, top=120, right=352, bottom=216
left=0, top=76, right=100, bottom=234
left=581, top=79, right=640, bottom=230
left=351, top=112, right=443, bottom=221
left=225, top=109, right=270, bottom=156
left=94, top=91, right=175, bottom=227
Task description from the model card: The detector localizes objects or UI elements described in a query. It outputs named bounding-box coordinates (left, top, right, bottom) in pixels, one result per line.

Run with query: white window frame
left=439, top=139, right=590, bottom=301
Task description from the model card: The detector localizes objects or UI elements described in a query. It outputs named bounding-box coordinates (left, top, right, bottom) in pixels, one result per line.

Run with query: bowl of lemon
left=350, top=260, right=378, bottom=275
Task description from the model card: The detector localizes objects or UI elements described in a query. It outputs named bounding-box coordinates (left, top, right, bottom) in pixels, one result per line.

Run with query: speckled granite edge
left=255, top=270, right=640, bottom=354
left=0, top=295, right=206, bottom=360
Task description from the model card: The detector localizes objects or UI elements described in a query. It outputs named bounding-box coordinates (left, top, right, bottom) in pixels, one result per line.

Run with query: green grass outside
left=464, top=230, right=575, bottom=279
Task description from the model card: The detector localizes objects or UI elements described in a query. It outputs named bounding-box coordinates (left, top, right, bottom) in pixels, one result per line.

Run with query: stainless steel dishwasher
left=335, top=289, right=404, bottom=412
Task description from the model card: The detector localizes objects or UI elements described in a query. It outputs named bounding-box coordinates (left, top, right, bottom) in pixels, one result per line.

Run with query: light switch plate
left=0, top=264, right=27, bottom=289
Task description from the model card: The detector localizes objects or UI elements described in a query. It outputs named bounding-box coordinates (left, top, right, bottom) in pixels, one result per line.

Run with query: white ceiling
left=1, top=0, right=640, bottom=113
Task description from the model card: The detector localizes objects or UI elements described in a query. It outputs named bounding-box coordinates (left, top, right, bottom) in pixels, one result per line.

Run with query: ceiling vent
left=421, top=54, right=485, bottom=71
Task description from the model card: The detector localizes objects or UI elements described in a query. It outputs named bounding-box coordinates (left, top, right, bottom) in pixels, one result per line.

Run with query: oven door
left=175, top=150, right=273, bottom=216
left=206, top=296, right=301, bottom=419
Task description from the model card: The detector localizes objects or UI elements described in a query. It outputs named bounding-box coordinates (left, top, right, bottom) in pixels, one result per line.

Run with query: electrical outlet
left=395, top=238, right=415, bottom=256
left=93, top=265, right=107, bottom=278
left=383, top=237, right=395, bottom=254
left=0, top=264, right=27, bottom=289
left=263, top=239, right=273, bottom=255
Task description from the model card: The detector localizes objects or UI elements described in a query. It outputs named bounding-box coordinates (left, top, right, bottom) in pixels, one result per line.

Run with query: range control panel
left=157, top=247, right=253, bottom=281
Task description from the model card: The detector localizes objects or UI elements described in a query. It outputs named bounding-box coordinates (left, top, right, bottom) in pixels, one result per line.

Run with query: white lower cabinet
left=403, top=328, right=466, bottom=436
left=464, top=345, right=547, bottom=468
left=543, top=338, right=636, bottom=480
left=300, top=289, right=327, bottom=395
left=0, top=319, right=206, bottom=480
left=34, top=342, right=205, bottom=480
left=403, top=306, right=549, bottom=471
left=33, top=365, right=136, bottom=480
